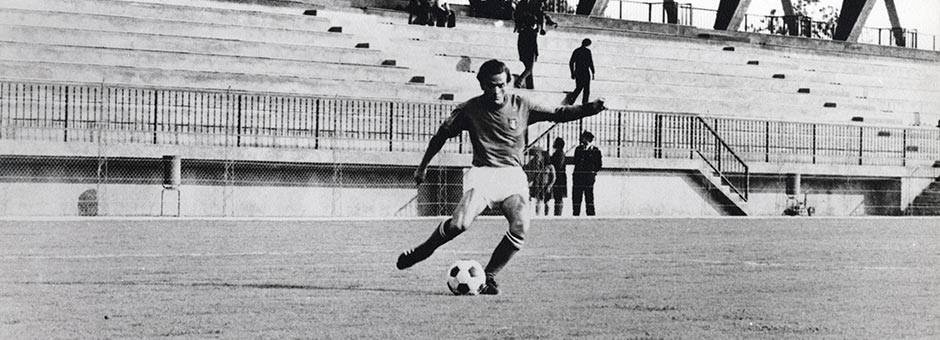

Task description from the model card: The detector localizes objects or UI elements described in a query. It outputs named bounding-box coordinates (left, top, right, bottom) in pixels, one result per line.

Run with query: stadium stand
left=0, top=0, right=938, bottom=216
left=0, top=0, right=937, bottom=125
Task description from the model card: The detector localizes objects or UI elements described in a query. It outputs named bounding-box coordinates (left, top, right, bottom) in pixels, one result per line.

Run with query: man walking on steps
left=566, top=38, right=595, bottom=105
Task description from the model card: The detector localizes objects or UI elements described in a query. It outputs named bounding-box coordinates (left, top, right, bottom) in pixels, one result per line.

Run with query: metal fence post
left=858, top=126, right=864, bottom=165
left=902, top=128, right=907, bottom=167
left=654, top=114, right=662, bottom=159
left=236, top=95, right=242, bottom=147
left=152, top=89, right=159, bottom=144
left=388, top=102, right=395, bottom=152
left=689, top=117, right=696, bottom=159
left=64, top=86, right=70, bottom=142
left=812, top=124, right=817, bottom=164
left=616, top=111, right=622, bottom=158
left=764, top=121, right=770, bottom=162
left=314, top=98, right=320, bottom=150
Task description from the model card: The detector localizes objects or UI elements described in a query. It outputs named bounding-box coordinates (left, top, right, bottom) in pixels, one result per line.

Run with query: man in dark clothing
left=408, top=0, right=432, bottom=25
left=572, top=130, right=602, bottom=216
left=514, top=0, right=541, bottom=89
left=432, top=0, right=456, bottom=27
left=566, top=38, right=595, bottom=105
left=549, top=137, right=567, bottom=216
left=664, top=0, right=678, bottom=24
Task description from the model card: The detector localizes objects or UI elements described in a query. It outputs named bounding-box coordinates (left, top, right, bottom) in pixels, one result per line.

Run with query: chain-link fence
left=1, top=79, right=938, bottom=217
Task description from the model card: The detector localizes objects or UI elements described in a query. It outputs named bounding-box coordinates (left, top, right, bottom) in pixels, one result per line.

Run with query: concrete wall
left=0, top=154, right=923, bottom=217
left=744, top=173, right=902, bottom=216
left=0, top=156, right=444, bottom=217
left=590, top=168, right=723, bottom=216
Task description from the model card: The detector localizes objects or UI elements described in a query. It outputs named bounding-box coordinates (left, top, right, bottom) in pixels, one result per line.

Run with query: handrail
left=693, top=116, right=749, bottom=201
left=0, top=79, right=937, bottom=171
left=577, top=0, right=937, bottom=51
left=695, top=116, right=747, bottom=169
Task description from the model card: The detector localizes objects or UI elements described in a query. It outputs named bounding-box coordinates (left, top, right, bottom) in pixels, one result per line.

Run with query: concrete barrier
left=0, top=24, right=387, bottom=66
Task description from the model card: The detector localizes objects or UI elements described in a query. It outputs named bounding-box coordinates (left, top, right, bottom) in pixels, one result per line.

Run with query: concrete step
left=0, top=0, right=330, bottom=31
left=325, top=9, right=940, bottom=82
left=388, top=56, right=930, bottom=122
left=0, top=24, right=387, bottom=66
left=912, top=195, right=940, bottom=204
left=908, top=179, right=940, bottom=215
left=0, top=59, right=449, bottom=101
left=0, top=41, right=416, bottom=84
left=111, top=0, right=322, bottom=15
left=0, top=8, right=359, bottom=48
left=0, top=55, right=909, bottom=125
left=389, top=52, right=938, bottom=105
left=329, top=20, right=940, bottom=95
left=440, top=54, right=940, bottom=111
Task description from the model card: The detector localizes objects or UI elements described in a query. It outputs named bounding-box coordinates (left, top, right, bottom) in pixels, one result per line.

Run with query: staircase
left=689, top=116, right=750, bottom=215
left=908, top=179, right=940, bottom=215
left=695, top=164, right=750, bottom=216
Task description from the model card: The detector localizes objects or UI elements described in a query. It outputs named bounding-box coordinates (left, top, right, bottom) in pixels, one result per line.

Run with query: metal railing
left=858, top=27, right=934, bottom=50
left=742, top=13, right=834, bottom=39
left=692, top=116, right=748, bottom=201
left=583, top=1, right=937, bottom=51
left=2, top=79, right=938, bottom=170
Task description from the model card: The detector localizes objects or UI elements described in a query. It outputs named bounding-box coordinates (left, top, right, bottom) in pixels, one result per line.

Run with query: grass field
left=0, top=217, right=937, bottom=338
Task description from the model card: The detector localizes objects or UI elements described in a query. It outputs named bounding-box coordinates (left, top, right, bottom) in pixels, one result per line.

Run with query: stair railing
left=690, top=116, right=750, bottom=201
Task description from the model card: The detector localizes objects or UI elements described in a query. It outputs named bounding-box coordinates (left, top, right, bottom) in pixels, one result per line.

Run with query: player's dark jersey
left=437, top=93, right=595, bottom=167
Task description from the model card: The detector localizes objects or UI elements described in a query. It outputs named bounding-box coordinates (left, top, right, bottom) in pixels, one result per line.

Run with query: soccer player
left=396, top=59, right=607, bottom=295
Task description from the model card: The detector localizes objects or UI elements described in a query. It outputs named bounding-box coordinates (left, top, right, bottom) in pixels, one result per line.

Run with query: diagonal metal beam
left=883, top=0, right=906, bottom=46
left=833, top=0, right=876, bottom=42
left=713, top=0, right=752, bottom=31
left=590, top=0, right=609, bottom=16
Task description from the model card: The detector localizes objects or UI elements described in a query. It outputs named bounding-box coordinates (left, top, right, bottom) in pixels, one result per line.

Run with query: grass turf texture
left=0, top=218, right=937, bottom=338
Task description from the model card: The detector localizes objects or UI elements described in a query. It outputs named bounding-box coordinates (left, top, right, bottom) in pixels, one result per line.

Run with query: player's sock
left=396, top=219, right=463, bottom=270
left=483, top=231, right=523, bottom=279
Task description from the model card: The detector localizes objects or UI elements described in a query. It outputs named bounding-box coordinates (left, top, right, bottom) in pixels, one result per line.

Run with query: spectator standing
left=549, top=137, right=567, bottom=216
left=524, top=147, right=555, bottom=216
left=432, top=0, right=456, bottom=27
left=566, top=38, right=595, bottom=105
left=572, top=131, right=602, bottom=216
left=664, top=0, right=678, bottom=24
left=514, top=0, right=541, bottom=89
left=408, top=0, right=432, bottom=25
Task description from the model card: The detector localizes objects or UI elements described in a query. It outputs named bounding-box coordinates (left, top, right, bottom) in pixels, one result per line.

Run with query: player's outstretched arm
left=414, top=131, right=448, bottom=185
left=416, top=107, right=465, bottom=185
left=535, top=98, right=607, bottom=124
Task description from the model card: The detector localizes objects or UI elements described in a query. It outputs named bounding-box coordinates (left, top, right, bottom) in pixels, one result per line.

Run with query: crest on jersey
left=508, top=118, right=518, bottom=129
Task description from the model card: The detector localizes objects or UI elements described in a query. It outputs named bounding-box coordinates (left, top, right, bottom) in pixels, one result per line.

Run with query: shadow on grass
left=19, top=280, right=439, bottom=296
left=190, top=282, right=438, bottom=295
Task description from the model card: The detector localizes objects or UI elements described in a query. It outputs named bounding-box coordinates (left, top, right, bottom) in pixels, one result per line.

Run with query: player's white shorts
left=463, top=166, right=529, bottom=208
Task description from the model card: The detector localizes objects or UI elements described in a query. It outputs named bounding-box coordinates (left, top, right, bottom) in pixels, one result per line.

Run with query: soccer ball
left=446, top=260, right=485, bottom=295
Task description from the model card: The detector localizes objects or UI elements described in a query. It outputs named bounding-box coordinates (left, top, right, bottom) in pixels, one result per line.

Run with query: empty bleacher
left=1, top=0, right=939, bottom=216
left=0, top=0, right=937, bottom=128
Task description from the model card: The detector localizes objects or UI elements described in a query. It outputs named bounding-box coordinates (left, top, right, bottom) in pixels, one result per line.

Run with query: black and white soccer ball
left=446, top=260, right=485, bottom=295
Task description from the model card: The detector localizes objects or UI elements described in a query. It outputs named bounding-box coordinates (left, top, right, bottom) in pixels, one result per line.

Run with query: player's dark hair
left=476, top=59, right=512, bottom=83
left=553, top=137, right=565, bottom=149
left=580, top=131, right=594, bottom=142
left=582, top=38, right=592, bottom=47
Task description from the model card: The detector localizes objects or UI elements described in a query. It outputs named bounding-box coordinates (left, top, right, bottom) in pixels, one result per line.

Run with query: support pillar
left=713, top=0, right=752, bottom=31
left=833, top=0, right=876, bottom=42
left=883, top=0, right=905, bottom=46
left=779, top=0, right=800, bottom=36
